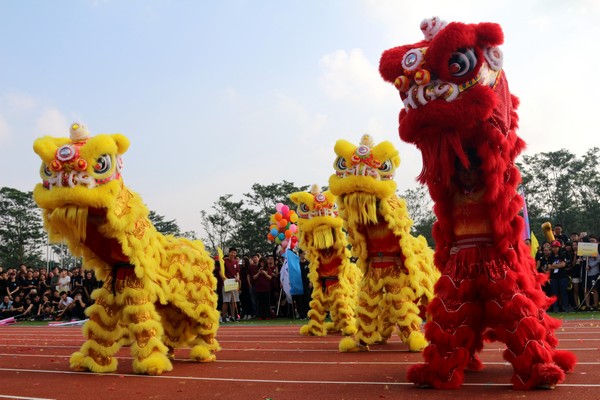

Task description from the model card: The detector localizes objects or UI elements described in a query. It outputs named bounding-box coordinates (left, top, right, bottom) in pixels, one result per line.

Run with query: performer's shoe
left=513, top=362, right=564, bottom=390
left=466, top=354, right=484, bottom=372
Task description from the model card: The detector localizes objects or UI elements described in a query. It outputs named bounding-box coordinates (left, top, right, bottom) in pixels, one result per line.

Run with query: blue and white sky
left=1, top=1, right=599, bottom=236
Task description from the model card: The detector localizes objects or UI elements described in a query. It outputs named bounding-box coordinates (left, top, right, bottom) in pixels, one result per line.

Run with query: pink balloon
left=275, top=203, right=284, bottom=212
left=281, top=205, right=289, bottom=214
left=289, top=224, right=297, bottom=233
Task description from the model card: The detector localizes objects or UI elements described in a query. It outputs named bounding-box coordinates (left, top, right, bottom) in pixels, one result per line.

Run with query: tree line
left=1, top=148, right=598, bottom=269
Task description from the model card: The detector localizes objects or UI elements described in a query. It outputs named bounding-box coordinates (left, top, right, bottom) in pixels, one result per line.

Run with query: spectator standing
left=253, top=257, right=273, bottom=319
left=221, top=247, right=240, bottom=322
left=247, top=253, right=261, bottom=318
left=583, top=236, right=600, bottom=311
left=536, top=245, right=552, bottom=296
left=82, top=271, right=97, bottom=305
left=553, top=224, right=568, bottom=245
left=49, top=267, right=60, bottom=291
left=57, top=270, right=71, bottom=294
left=570, top=241, right=584, bottom=309
left=0, top=271, right=7, bottom=297
left=71, top=268, right=84, bottom=294
left=38, top=271, right=49, bottom=295
left=239, top=256, right=253, bottom=320
left=548, top=241, right=572, bottom=312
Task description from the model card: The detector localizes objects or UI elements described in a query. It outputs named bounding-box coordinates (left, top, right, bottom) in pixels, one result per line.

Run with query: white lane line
left=0, top=367, right=598, bottom=387
left=2, top=353, right=600, bottom=366
left=0, top=395, right=55, bottom=400
left=0, top=344, right=597, bottom=353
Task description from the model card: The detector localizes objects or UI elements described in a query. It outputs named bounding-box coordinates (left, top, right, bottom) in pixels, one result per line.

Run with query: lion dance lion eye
left=335, top=157, right=347, bottom=170
left=94, top=154, right=112, bottom=174
left=378, top=160, right=393, bottom=173
left=448, top=48, right=477, bottom=77
left=299, top=203, right=310, bottom=213
left=42, top=164, right=53, bottom=177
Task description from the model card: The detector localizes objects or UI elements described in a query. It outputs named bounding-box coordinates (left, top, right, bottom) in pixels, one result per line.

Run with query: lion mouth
left=43, top=170, right=96, bottom=189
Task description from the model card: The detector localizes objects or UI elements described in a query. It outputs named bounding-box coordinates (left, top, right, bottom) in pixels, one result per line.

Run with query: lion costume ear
left=289, top=193, right=300, bottom=206
left=33, top=136, right=71, bottom=162
left=111, top=134, right=130, bottom=154
left=475, top=22, right=504, bottom=47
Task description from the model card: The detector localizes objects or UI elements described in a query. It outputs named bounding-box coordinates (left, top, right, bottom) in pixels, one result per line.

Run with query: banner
left=530, top=231, right=539, bottom=259
left=577, top=242, right=599, bottom=257
left=280, top=250, right=304, bottom=303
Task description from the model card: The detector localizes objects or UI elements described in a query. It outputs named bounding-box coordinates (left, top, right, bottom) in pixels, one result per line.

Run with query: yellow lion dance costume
left=331, top=134, right=439, bottom=352
left=290, top=184, right=360, bottom=336
left=32, top=123, right=220, bottom=375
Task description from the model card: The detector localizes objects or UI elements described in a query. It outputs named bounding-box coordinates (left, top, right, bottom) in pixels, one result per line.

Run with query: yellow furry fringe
left=132, top=352, right=173, bottom=375
left=70, top=351, right=118, bottom=373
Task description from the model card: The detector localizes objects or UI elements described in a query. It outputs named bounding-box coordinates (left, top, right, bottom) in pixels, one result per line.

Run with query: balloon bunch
left=267, top=203, right=299, bottom=249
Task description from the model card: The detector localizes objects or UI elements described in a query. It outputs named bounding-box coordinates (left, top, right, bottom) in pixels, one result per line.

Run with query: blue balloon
left=278, top=232, right=285, bottom=240
left=270, top=228, right=278, bottom=236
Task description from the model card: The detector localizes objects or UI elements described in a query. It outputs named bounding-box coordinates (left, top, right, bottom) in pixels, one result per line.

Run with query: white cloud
left=5, top=92, right=37, bottom=113
left=318, top=48, right=388, bottom=105
left=36, top=108, right=69, bottom=136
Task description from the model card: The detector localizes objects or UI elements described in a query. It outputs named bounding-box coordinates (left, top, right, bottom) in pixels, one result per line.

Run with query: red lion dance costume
left=379, top=17, right=576, bottom=389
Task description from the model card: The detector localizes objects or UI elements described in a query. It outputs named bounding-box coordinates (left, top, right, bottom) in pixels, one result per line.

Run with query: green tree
left=400, top=185, right=436, bottom=246
left=0, top=187, right=46, bottom=268
left=200, top=194, right=244, bottom=254
left=519, top=148, right=600, bottom=238
left=200, top=181, right=309, bottom=256
left=148, top=210, right=182, bottom=236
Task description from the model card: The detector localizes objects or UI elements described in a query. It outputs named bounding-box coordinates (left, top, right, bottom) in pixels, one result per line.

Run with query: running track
left=0, top=320, right=599, bottom=399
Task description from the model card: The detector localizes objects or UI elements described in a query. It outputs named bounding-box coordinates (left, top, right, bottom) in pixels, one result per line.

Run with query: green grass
left=7, top=311, right=599, bottom=328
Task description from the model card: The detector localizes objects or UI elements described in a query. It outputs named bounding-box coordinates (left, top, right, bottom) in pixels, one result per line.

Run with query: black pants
left=256, top=291, right=271, bottom=319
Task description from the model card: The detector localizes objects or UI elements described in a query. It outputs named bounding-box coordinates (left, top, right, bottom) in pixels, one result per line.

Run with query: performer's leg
left=385, top=267, right=426, bottom=352
left=70, top=284, right=125, bottom=373
left=330, top=286, right=358, bottom=336
left=340, top=267, right=384, bottom=352
left=486, top=269, right=576, bottom=389
left=300, top=290, right=328, bottom=336
left=157, top=305, right=188, bottom=360
left=407, top=275, right=484, bottom=389
left=122, top=276, right=172, bottom=375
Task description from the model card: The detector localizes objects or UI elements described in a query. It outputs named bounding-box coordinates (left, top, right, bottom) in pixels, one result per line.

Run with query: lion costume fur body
left=32, top=124, right=220, bottom=375
left=329, top=134, right=439, bottom=352
left=290, top=184, right=360, bottom=336
left=379, top=17, right=576, bottom=389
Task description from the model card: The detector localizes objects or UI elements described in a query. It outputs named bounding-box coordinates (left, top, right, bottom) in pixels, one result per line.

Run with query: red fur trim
left=553, top=350, right=577, bottom=373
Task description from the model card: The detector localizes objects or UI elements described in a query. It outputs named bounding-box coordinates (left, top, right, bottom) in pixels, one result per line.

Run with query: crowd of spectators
left=0, top=264, right=101, bottom=322
left=214, top=247, right=311, bottom=323
left=532, top=225, right=600, bottom=313
left=0, top=247, right=314, bottom=325
left=4, top=226, right=595, bottom=325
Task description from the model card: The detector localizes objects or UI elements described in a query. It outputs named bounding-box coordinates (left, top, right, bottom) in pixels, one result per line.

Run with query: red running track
left=0, top=320, right=599, bottom=400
